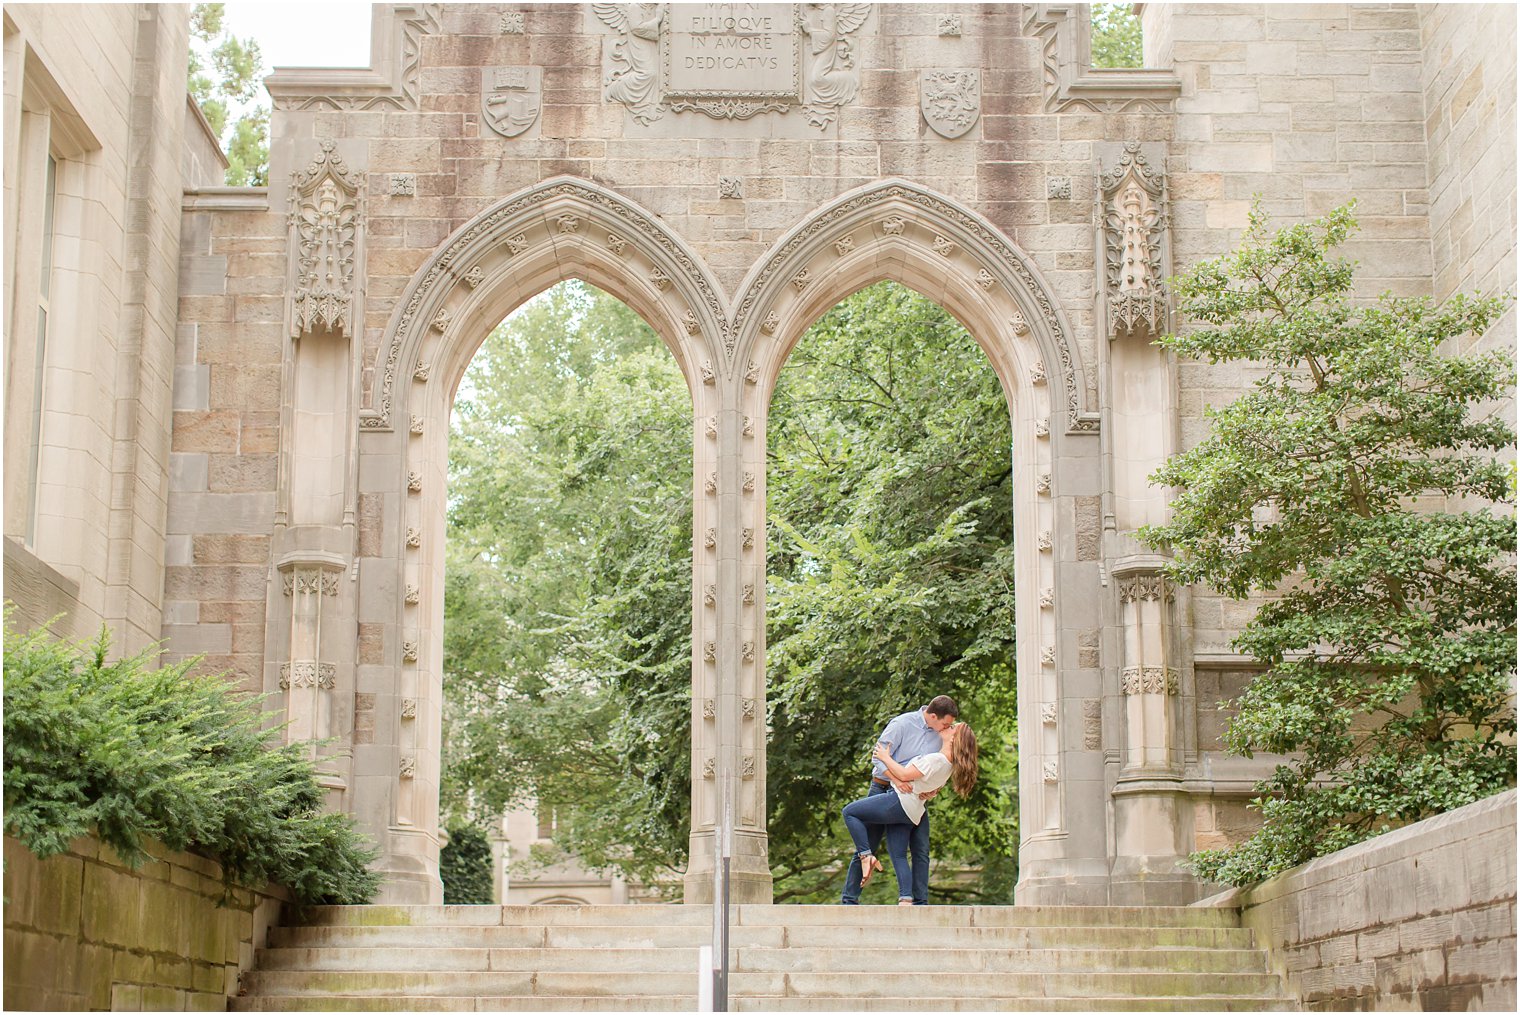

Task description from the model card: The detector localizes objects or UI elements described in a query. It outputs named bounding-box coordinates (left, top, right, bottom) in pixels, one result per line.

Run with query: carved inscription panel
left=666, top=4, right=798, bottom=99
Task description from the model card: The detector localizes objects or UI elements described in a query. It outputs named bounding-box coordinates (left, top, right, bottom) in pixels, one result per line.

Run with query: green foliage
left=1091, top=3, right=1143, bottom=69
left=441, top=280, right=1020, bottom=902
left=442, top=282, right=693, bottom=892
left=2, top=617, right=380, bottom=904
left=1141, top=202, right=1517, bottom=886
left=440, top=823, right=496, bottom=904
left=764, top=283, right=1019, bottom=903
left=188, top=3, right=269, bottom=186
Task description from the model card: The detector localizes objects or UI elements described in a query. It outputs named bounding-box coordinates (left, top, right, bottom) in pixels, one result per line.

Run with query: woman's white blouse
left=894, top=751, right=951, bottom=825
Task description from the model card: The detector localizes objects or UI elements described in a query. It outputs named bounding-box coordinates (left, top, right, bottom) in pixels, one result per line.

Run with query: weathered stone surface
left=4, top=833, right=287, bottom=1013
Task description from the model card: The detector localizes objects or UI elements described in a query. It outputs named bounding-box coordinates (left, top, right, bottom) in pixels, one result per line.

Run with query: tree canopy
left=1091, top=3, right=1144, bottom=69
left=441, top=280, right=1020, bottom=902
left=189, top=3, right=269, bottom=186
left=1141, top=202, right=1516, bottom=885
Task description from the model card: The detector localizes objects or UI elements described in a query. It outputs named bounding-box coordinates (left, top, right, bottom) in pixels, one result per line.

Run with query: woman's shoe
left=860, top=854, right=882, bottom=887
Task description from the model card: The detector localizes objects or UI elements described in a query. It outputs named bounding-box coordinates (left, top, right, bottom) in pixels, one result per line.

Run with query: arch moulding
left=343, top=175, right=1113, bottom=905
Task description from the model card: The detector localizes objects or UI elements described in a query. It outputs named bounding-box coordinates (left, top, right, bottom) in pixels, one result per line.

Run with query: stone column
left=1096, top=142, right=1198, bottom=903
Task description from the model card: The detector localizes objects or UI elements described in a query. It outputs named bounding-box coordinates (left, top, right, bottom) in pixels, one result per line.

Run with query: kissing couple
left=839, top=695, right=979, bottom=905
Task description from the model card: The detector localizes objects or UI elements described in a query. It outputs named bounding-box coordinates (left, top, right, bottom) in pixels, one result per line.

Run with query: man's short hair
left=925, top=695, right=960, bottom=719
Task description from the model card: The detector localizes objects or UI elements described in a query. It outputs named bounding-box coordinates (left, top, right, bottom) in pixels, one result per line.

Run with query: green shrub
left=439, top=821, right=495, bottom=904
left=2, top=617, right=381, bottom=905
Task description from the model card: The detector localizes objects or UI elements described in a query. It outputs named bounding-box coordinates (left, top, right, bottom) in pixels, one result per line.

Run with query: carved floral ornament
left=1101, top=143, right=1168, bottom=340
left=287, top=140, right=363, bottom=340
left=363, top=180, right=1092, bottom=433
left=280, top=661, right=336, bottom=690
left=1117, top=574, right=1173, bottom=605
left=1121, top=666, right=1179, bottom=696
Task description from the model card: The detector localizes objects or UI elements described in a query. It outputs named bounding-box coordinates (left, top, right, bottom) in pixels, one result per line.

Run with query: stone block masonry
left=3, top=834, right=288, bottom=1012
left=1197, top=789, right=1518, bottom=1012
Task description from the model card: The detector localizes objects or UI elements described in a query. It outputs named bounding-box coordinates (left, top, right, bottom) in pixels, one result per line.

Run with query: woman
left=841, top=721, right=979, bottom=905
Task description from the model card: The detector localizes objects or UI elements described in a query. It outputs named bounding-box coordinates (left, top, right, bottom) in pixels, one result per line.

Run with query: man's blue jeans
left=839, top=780, right=930, bottom=904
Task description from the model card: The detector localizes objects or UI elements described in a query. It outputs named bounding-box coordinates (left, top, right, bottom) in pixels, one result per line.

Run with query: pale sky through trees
left=224, top=2, right=372, bottom=70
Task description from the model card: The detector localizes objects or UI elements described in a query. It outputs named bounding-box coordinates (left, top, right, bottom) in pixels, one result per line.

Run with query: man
left=839, top=694, right=959, bottom=905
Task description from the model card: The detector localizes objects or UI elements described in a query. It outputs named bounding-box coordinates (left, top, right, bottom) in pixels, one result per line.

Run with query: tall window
left=25, top=153, right=57, bottom=546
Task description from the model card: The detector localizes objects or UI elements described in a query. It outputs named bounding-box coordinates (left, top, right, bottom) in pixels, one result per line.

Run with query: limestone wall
left=2, top=3, right=192, bottom=653
left=2, top=834, right=287, bottom=1011
left=1197, top=790, right=1518, bottom=1011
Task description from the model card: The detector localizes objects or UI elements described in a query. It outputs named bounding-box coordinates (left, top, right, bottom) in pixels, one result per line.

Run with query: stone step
left=270, top=922, right=1257, bottom=951
left=294, top=904, right=1241, bottom=930
left=253, top=944, right=1268, bottom=975
left=230, top=996, right=1291, bottom=1013
left=231, top=996, right=692, bottom=1012
left=239, top=969, right=1287, bottom=1000
left=733, top=998, right=1296, bottom=1012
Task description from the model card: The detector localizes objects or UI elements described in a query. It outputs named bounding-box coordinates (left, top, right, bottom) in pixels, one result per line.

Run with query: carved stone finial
left=1102, top=143, right=1168, bottom=339
left=288, top=139, right=363, bottom=340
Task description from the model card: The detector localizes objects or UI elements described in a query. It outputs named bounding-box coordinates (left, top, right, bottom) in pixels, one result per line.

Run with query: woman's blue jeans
left=841, top=789, right=919, bottom=901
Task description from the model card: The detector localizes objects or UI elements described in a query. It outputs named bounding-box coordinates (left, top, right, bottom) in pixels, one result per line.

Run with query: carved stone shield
left=482, top=66, right=541, bottom=138
left=920, top=69, right=981, bottom=140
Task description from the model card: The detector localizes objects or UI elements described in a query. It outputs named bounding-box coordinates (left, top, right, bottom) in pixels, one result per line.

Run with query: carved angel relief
left=594, top=3, right=872, bottom=129
left=1101, top=143, right=1168, bottom=339
left=594, top=3, right=668, bottom=124
left=287, top=139, right=362, bottom=339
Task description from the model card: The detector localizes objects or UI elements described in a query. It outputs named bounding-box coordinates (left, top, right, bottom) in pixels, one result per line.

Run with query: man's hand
left=917, top=787, right=941, bottom=803
left=892, top=779, right=914, bottom=793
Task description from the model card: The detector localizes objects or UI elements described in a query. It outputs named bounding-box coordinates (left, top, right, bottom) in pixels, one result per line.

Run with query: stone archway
left=731, top=179, right=1109, bottom=905
left=325, top=174, right=1109, bottom=903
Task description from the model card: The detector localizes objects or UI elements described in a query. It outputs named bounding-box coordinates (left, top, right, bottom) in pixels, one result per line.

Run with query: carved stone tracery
left=1101, top=143, right=1168, bottom=339
left=288, top=140, right=363, bottom=339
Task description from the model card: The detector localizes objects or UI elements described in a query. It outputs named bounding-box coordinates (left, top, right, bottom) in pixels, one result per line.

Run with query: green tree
left=189, top=3, right=269, bottom=186
left=440, top=280, right=1020, bottom=903
left=764, top=282, right=1019, bottom=903
left=440, top=822, right=496, bottom=904
left=1091, top=3, right=1143, bottom=69
left=1140, top=203, right=1516, bottom=886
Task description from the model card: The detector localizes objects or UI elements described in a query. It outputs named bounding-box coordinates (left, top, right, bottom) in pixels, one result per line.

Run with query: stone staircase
left=231, top=904, right=1297, bottom=1011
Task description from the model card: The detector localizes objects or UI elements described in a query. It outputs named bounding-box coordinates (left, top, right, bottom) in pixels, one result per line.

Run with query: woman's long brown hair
left=948, top=722, right=979, bottom=797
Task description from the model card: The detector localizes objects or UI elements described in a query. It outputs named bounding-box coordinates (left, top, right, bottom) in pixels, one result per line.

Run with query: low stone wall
left=4, top=834, right=289, bottom=1011
left=1197, top=790, right=1517, bottom=1011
